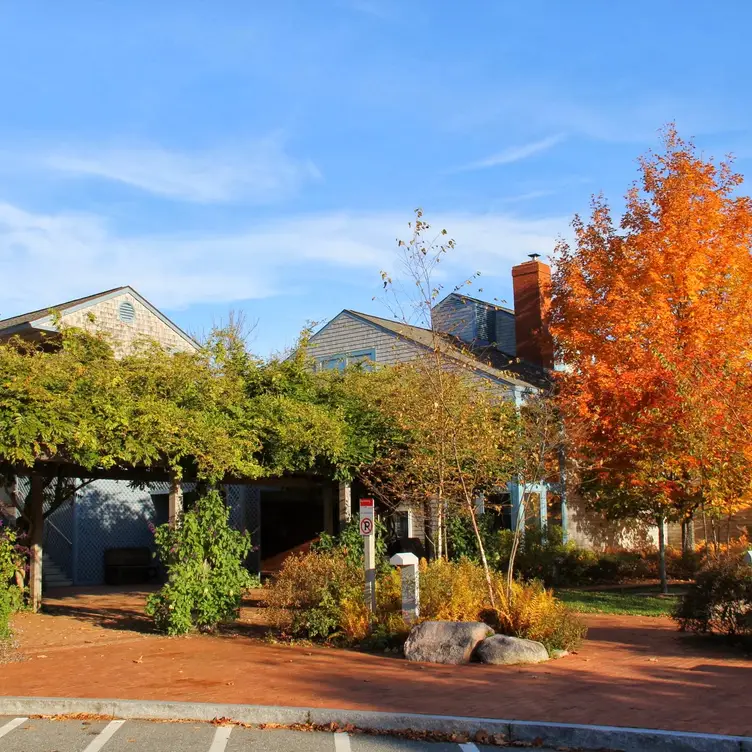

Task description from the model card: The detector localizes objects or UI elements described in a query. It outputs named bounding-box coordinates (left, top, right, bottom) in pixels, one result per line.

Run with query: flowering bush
left=145, top=490, right=258, bottom=635
left=1, top=523, right=26, bottom=641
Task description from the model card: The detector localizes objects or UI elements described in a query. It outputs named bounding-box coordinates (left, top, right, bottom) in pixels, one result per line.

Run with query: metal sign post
left=359, top=498, right=376, bottom=612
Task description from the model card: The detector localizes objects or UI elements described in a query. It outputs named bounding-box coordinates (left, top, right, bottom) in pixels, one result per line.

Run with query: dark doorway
left=260, top=487, right=325, bottom=561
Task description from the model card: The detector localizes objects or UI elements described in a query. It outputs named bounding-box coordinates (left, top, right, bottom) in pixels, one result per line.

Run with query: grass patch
left=557, top=586, right=684, bottom=617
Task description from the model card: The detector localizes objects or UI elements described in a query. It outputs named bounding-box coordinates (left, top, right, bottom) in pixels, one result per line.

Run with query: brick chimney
left=511, top=255, right=554, bottom=370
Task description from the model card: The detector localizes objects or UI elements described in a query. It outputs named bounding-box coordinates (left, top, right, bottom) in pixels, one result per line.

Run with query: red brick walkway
left=1, top=588, right=750, bottom=737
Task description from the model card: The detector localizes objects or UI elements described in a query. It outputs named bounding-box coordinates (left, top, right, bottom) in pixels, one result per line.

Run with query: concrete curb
left=0, top=697, right=750, bottom=752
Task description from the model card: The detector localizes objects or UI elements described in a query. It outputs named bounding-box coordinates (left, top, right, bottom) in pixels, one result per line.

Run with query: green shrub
left=1, top=524, right=26, bottom=642
left=312, top=518, right=390, bottom=573
left=146, top=490, right=257, bottom=635
left=447, top=514, right=703, bottom=587
left=674, top=558, right=752, bottom=640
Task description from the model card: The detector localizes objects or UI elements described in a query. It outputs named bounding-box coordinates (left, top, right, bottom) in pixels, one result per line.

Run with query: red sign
left=359, top=498, right=374, bottom=536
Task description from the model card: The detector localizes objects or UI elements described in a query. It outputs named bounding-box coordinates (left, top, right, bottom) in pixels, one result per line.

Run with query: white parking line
left=82, top=719, right=126, bottom=751
left=209, top=725, right=233, bottom=752
left=333, top=731, right=351, bottom=751
left=0, top=717, right=28, bottom=739
left=459, top=744, right=480, bottom=752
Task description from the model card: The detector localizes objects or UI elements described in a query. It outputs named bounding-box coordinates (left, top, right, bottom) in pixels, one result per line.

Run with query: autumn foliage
left=550, top=126, right=752, bottom=549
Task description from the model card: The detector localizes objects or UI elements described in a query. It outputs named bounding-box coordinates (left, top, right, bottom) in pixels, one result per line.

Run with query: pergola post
left=28, top=472, right=45, bottom=613
left=338, top=481, right=351, bottom=526
left=168, top=472, right=183, bottom=525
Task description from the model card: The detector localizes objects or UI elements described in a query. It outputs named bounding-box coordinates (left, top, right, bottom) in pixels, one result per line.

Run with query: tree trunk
left=466, top=498, right=496, bottom=610
left=701, top=503, right=709, bottom=557
left=657, top=517, right=668, bottom=595
left=28, top=473, right=45, bottom=613
left=726, top=512, right=732, bottom=549
left=506, top=488, right=526, bottom=598
left=436, top=495, right=444, bottom=562
left=423, top=498, right=436, bottom=560
left=681, top=515, right=695, bottom=553
left=711, top=519, right=719, bottom=555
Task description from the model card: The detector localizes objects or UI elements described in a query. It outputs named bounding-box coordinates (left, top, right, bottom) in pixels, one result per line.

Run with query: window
left=319, top=355, right=347, bottom=372
left=118, top=300, right=136, bottom=323
left=317, top=348, right=375, bottom=372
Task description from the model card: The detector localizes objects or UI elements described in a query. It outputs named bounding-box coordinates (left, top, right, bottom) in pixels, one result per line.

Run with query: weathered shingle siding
left=309, top=314, right=425, bottom=366
left=60, top=292, right=196, bottom=358
left=495, top=310, right=516, bottom=355
left=310, top=312, right=515, bottom=402
left=432, top=297, right=477, bottom=343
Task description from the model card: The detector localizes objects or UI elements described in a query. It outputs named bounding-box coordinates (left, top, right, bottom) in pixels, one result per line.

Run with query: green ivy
left=313, top=518, right=390, bottom=573
left=145, top=491, right=258, bottom=635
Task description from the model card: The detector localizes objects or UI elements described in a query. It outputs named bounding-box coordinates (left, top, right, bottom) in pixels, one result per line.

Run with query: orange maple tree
left=550, top=126, right=752, bottom=588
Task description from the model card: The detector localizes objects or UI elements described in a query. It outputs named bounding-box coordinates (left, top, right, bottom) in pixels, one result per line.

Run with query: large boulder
left=403, top=621, right=493, bottom=664
left=476, top=634, right=549, bottom=665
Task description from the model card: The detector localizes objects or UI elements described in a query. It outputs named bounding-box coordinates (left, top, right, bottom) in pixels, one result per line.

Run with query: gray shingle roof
left=344, top=310, right=537, bottom=389
left=0, top=286, right=198, bottom=350
left=0, top=287, right=128, bottom=333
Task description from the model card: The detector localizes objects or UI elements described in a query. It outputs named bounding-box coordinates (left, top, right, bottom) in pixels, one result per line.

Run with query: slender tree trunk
left=726, top=512, right=732, bottom=550
left=506, top=488, right=526, bottom=598
left=657, top=517, right=668, bottom=595
left=451, top=437, right=496, bottom=609
left=423, top=498, right=436, bottom=560
left=701, top=503, right=709, bottom=557
left=711, top=519, right=719, bottom=556
left=443, top=502, right=449, bottom=561
left=436, top=493, right=444, bottom=561
left=466, top=498, right=496, bottom=609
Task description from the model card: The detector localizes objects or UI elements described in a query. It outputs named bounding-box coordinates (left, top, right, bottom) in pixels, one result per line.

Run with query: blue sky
left=1, top=1, right=750, bottom=355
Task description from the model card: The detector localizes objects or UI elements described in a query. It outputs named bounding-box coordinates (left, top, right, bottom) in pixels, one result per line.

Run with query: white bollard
left=389, top=552, right=420, bottom=624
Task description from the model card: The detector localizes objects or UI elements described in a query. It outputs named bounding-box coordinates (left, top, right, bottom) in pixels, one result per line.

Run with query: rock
left=476, top=634, right=549, bottom=665
left=403, top=621, right=493, bottom=665
left=550, top=648, right=569, bottom=660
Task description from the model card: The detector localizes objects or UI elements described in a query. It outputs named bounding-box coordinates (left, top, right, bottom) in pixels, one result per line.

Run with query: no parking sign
left=359, top=498, right=374, bottom=536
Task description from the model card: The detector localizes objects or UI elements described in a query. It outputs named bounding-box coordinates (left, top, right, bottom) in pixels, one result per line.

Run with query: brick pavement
left=1, top=587, right=749, bottom=737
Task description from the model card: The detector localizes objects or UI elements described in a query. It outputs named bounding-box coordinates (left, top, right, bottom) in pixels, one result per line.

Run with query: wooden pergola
left=3, top=460, right=353, bottom=612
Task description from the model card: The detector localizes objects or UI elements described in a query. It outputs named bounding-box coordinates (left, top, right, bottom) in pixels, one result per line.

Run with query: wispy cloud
left=452, top=134, right=565, bottom=173
left=38, top=139, right=321, bottom=204
left=0, top=201, right=564, bottom=318
left=343, top=0, right=391, bottom=18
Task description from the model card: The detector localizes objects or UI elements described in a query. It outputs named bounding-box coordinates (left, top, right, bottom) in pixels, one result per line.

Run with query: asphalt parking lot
left=0, top=716, right=557, bottom=752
